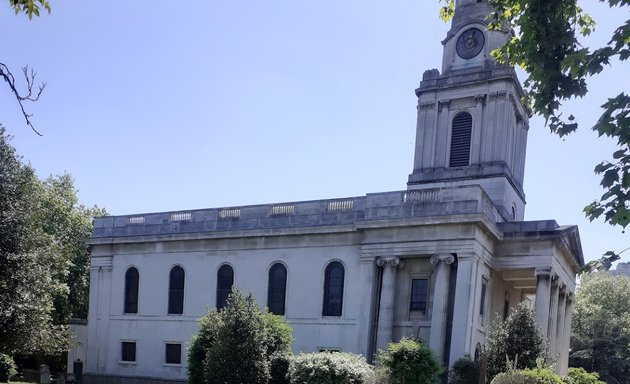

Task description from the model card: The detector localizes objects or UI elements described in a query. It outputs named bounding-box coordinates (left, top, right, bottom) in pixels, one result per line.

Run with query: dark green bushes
left=485, top=303, right=547, bottom=382
left=0, top=353, right=17, bottom=383
left=566, top=368, right=605, bottom=384
left=377, top=338, right=442, bottom=384
left=187, top=288, right=292, bottom=384
left=449, top=355, right=480, bottom=384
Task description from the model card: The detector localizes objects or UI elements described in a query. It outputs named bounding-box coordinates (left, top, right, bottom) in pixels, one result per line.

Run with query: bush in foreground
left=491, top=368, right=563, bottom=384
left=485, top=303, right=547, bottom=382
left=0, top=353, right=17, bottom=383
left=187, top=288, right=292, bottom=384
left=378, top=338, right=442, bottom=384
left=566, top=367, right=605, bottom=384
left=289, top=352, right=374, bottom=384
left=449, top=355, right=479, bottom=384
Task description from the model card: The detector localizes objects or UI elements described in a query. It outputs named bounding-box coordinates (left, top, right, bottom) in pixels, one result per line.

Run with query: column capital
left=535, top=267, right=552, bottom=278
left=430, top=254, right=455, bottom=266
left=377, top=256, right=400, bottom=268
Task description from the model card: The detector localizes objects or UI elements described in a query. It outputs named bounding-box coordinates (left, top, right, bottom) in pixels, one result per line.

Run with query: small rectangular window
left=165, top=343, right=181, bottom=364
left=318, top=348, right=340, bottom=353
left=121, top=341, right=136, bottom=362
left=410, top=279, right=429, bottom=312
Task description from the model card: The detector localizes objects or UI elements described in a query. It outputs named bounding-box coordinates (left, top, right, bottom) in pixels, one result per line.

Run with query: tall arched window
left=267, top=263, right=287, bottom=315
left=216, top=264, right=234, bottom=310
left=124, top=267, right=139, bottom=314
left=168, top=266, right=185, bottom=315
left=322, top=261, right=345, bottom=316
left=449, top=111, right=473, bottom=167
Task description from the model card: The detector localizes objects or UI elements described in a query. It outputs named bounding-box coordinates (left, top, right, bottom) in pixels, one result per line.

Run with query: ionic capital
left=534, top=267, right=552, bottom=278
left=430, top=254, right=455, bottom=266
left=377, top=256, right=400, bottom=268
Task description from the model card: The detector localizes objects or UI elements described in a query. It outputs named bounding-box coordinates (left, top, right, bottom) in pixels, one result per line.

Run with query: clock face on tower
left=456, top=28, right=485, bottom=59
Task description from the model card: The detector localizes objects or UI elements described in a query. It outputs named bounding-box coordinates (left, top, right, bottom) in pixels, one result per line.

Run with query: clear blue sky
left=1, top=1, right=628, bottom=264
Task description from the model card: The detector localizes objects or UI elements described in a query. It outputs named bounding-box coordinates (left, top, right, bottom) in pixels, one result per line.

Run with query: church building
left=83, top=1, right=583, bottom=383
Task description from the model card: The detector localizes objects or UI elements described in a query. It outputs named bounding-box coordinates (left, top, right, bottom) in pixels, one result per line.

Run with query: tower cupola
left=407, top=0, right=531, bottom=222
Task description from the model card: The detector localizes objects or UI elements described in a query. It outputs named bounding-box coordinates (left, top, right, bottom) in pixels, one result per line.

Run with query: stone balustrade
left=91, top=185, right=503, bottom=239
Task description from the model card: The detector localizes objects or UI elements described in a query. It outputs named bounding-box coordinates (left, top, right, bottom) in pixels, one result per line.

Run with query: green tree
left=0, top=126, right=66, bottom=355
left=570, top=273, right=630, bottom=384
left=440, top=0, right=629, bottom=270
left=377, top=337, right=443, bottom=384
left=0, top=127, right=104, bottom=356
left=187, top=288, right=293, bottom=384
left=485, top=303, right=548, bottom=382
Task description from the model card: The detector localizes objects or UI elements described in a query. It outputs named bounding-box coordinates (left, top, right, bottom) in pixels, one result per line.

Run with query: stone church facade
left=84, top=1, right=584, bottom=382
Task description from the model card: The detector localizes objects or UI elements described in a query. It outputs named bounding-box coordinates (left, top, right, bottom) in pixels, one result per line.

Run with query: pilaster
left=86, top=255, right=113, bottom=374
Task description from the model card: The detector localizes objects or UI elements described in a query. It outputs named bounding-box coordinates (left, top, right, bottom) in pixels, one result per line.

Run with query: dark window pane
left=322, top=262, right=344, bottom=316
left=165, top=343, right=181, bottom=364
left=449, top=112, right=472, bottom=167
left=124, top=267, right=139, bottom=314
left=168, top=266, right=185, bottom=314
left=121, top=342, right=136, bottom=362
left=267, top=263, right=287, bottom=315
left=216, top=265, right=234, bottom=310
left=410, top=279, right=429, bottom=312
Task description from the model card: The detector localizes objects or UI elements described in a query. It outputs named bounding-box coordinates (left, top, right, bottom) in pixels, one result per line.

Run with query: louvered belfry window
left=449, top=112, right=473, bottom=167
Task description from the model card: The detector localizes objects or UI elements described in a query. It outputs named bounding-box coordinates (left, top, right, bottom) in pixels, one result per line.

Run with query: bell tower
left=407, top=0, right=530, bottom=222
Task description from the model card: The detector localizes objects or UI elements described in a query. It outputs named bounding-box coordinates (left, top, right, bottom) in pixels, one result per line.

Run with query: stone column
left=429, top=254, right=455, bottom=363
left=376, top=257, right=400, bottom=351
left=534, top=268, right=552, bottom=338
left=560, top=293, right=574, bottom=374
left=556, top=285, right=567, bottom=374
left=548, top=279, right=560, bottom=354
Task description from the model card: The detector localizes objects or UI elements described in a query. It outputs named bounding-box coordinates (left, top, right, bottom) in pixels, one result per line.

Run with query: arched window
left=267, top=263, right=287, bottom=315
left=449, top=112, right=473, bottom=167
left=168, top=266, right=185, bottom=314
left=124, top=267, right=139, bottom=314
left=322, top=262, right=345, bottom=316
left=216, top=264, right=234, bottom=310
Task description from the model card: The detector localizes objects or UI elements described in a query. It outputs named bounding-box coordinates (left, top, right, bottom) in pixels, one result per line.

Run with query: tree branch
left=0, top=61, right=45, bottom=136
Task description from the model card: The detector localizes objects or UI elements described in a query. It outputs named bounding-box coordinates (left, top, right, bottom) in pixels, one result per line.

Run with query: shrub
left=485, top=303, right=547, bottom=382
left=566, top=368, right=605, bottom=384
left=269, top=352, right=292, bottom=384
left=260, top=311, right=293, bottom=356
left=187, top=288, right=293, bottom=384
left=187, top=311, right=222, bottom=384
left=519, top=368, right=564, bottom=384
left=449, top=355, right=480, bottom=384
left=289, top=352, right=374, bottom=384
left=491, top=372, right=537, bottom=384
left=377, top=338, right=443, bottom=384
left=0, top=353, right=17, bottom=383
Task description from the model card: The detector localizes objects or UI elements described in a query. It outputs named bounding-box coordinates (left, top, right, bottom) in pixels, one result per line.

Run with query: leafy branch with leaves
left=440, top=0, right=629, bottom=271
